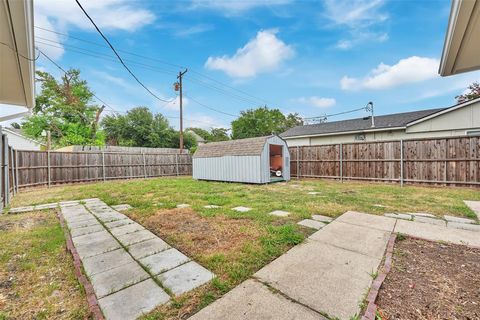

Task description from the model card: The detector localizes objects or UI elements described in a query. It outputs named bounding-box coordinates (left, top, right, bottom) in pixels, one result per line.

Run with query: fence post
left=47, top=150, right=51, bottom=187
left=400, top=139, right=404, bottom=187
left=102, top=152, right=106, bottom=182
left=3, top=135, right=9, bottom=206
left=175, top=154, right=179, bottom=176
left=296, top=146, right=300, bottom=179
left=142, top=153, right=147, bottom=178
left=15, top=149, right=19, bottom=193
left=339, top=143, right=343, bottom=182
left=10, top=148, right=15, bottom=195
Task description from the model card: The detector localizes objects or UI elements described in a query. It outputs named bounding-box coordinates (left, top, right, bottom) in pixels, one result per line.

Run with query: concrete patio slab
left=104, top=218, right=135, bottom=229
left=335, top=211, right=396, bottom=232
left=464, top=200, right=480, bottom=220
left=410, top=212, right=436, bottom=218
left=34, top=203, right=59, bottom=210
left=394, top=219, right=480, bottom=247
left=93, top=212, right=128, bottom=223
left=444, top=215, right=476, bottom=224
left=116, top=229, right=157, bottom=246
left=447, top=222, right=480, bottom=232
left=307, top=192, right=320, bottom=195
left=64, top=214, right=95, bottom=224
left=384, top=213, right=412, bottom=220
left=8, top=206, right=35, bottom=213
left=189, top=279, right=323, bottom=320
left=414, top=216, right=446, bottom=227
left=67, top=218, right=100, bottom=229
left=82, top=248, right=135, bottom=277
left=176, top=204, right=190, bottom=208
left=111, top=204, right=132, bottom=211
left=297, top=219, right=325, bottom=230
left=158, top=261, right=214, bottom=296
left=109, top=222, right=144, bottom=237
left=140, top=248, right=190, bottom=275
left=98, top=279, right=170, bottom=320
left=72, top=230, right=113, bottom=247
left=70, top=224, right=104, bottom=238
left=268, top=210, right=290, bottom=217
left=311, top=214, right=333, bottom=223
left=255, top=240, right=380, bottom=320
left=310, top=221, right=391, bottom=258
left=232, top=206, right=251, bottom=212
left=127, top=237, right=171, bottom=260
left=90, top=262, right=150, bottom=298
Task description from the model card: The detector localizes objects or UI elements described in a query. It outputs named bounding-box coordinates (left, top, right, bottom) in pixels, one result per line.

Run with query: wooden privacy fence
left=14, top=150, right=192, bottom=188
left=289, top=136, right=480, bottom=186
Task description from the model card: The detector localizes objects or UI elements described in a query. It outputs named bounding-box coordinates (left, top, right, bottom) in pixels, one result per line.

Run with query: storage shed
left=193, top=135, right=290, bottom=184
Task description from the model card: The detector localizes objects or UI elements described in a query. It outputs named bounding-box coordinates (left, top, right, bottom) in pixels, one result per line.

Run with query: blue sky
left=2, top=0, right=480, bottom=130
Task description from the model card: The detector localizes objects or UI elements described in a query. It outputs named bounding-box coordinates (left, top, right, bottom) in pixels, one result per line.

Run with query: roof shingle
left=193, top=136, right=271, bottom=158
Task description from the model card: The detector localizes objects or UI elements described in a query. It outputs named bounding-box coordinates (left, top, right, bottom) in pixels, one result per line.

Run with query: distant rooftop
left=281, top=108, right=446, bottom=138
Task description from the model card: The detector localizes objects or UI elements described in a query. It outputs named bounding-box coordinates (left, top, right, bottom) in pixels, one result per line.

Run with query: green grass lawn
left=7, top=177, right=480, bottom=319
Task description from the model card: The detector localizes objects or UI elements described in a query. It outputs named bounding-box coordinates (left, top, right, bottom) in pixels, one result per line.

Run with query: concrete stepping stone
left=189, top=279, right=322, bottom=320
left=176, top=204, right=190, bottom=208
left=70, top=224, right=105, bottom=238
left=110, top=222, right=144, bottom=237
left=232, top=206, right=251, bottom=212
left=204, top=205, right=221, bottom=209
left=65, top=215, right=96, bottom=224
left=336, top=211, right=396, bottom=232
left=127, top=238, right=171, bottom=260
left=447, top=222, right=480, bottom=232
left=297, top=219, right=325, bottom=230
left=98, top=279, right=170, bottom=320
left=411, top=212, right=436, bottom=218
left=311, top=214, right=333, bottom=223
left=414, top=216, right=446, bottom=226
left=82, top=249, right=135, bottom=277
left=75, top=237, right=121, bottom=259
left=94, top=212, right=128, bottom=223
left=268, top=210, right=290, bottom=217
left=68, top=218, right=100, bottom=229
left=372, top=204, right=386, bottom=208
left=90, top=262, right=150, bottom=298
left=384, top=213, right=413, bottom=221
left=105, top=219, right=135, bottom=229
left=111, top=204, right=132, bottom=211
left=72, top=230, right=113, bottom=247
left=157, top=261, right=215, bottom=296
left=8, top=206, right=35, bottom=213
left=307, top=192, right=320, bottom=195
left=116, top=229, right=157, bottom=246
left=140, top=248, right=190, bottom=275
left=444, top=215, right=475, bottom=224
left=464, top=200, right=480, bottom=220
left=34, top=203, right=59, bottom=210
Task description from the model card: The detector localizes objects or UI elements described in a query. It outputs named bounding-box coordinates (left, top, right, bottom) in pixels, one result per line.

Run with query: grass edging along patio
left=4, top=177, right=480, bottom=319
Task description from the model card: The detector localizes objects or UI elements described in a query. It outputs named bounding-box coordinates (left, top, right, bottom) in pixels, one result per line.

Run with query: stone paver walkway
left=59, top=199, right=214, bottom=320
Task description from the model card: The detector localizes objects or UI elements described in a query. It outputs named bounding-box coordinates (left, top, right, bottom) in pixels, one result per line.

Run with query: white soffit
left=0, top=0, right=35, bottom=108
left=440, top=0, right=480, bottom=76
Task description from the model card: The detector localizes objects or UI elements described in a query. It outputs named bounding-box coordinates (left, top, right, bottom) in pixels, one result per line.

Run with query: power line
left=34, top=25, right=270, bottom=105
left=0, top=41, right=39, bottom=61
left=74, top=0, right=173, bottom=103
left=185, top=94, right=238, bottom=118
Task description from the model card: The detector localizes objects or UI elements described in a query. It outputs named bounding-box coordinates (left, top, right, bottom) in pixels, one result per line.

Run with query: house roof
left=193, top=136, right=271, bottom=158
left=281, top=108, right=446, bottom=138
left=3, top=127, right=44, bottom=146
left=186, top=130, right=206, bottom=143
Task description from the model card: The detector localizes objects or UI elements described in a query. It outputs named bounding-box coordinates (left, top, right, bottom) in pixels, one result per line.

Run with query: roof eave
left=282, top=126, right=406, bottom=139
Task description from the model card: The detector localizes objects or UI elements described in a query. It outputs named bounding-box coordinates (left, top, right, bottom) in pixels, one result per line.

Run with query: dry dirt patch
left=143, top=208, right=262, bottom=258
left=376, top=237, right=480, bottom=320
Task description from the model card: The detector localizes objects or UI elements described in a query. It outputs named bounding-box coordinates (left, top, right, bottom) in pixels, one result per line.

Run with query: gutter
left=282, top=126, right=406, bottom=140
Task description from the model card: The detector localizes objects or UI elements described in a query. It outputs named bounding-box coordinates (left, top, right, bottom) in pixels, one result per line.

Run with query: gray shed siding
left=193, top=135, right=290, bottom=184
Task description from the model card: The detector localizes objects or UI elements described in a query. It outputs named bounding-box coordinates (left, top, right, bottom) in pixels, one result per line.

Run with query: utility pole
left=175, top=69, right=188, bottom=151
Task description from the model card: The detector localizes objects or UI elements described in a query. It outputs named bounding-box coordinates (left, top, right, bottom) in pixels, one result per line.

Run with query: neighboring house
left=2, top=127, right=44, bottom=150
left=186, top=130, right=206, bottom=145
left=281, top=98, right=480, bottom=146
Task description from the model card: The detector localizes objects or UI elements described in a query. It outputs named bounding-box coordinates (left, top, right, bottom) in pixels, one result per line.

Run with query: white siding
left=3, top=130, right=42, bottom=150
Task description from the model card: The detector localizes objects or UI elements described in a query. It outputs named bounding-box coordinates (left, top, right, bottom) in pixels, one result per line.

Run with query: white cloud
left=294, top=96, right=336, bottom=108
left=341, top=56, right=440, bottom=90
left=189, top=0, right=291, bottom=14
left=34, top=0, right=155, bottom=60
left=184, top=114, right=228, bottom=130
left=205, top=29, right=294, bottom=78
left=161, top=96, right=189, bottom=111
left=323, top=0, right=388, bottom=49
left=174, top=24, right=213, bottom=37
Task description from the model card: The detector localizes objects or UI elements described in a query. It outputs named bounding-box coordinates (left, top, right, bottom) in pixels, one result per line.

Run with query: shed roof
left=281, top=108, right=446, bottom=138
left=193, top=136, right=272, bottom=158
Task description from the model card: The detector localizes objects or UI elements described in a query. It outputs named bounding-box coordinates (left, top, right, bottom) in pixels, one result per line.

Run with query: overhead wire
left=0, top=41, right=40, bottom=61
left=74, top=0, right=173, bottom=103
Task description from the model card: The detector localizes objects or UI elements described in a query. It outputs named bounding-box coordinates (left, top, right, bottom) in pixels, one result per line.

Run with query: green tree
left=102, top=107, right=197, bottom=149
left=21, top=69, right=105, bottom=147
left=456, top=82, right=480, bottom=103
left=231, top=107, right=303, bottom=139
left=187, top=127, right=230, bottom=142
